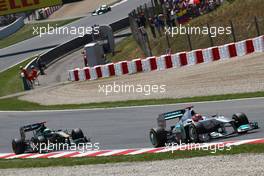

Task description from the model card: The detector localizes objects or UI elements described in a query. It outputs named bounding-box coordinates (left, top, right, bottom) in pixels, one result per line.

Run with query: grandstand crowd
left=163, top=0, right=222, bottom=24
left=134, top=0, right=223, bottom=38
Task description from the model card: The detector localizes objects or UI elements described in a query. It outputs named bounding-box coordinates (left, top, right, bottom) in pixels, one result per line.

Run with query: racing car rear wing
left=20, top=122, right=46, bottom=132
left=159, top=109, right=186, bottom=121
left=19, top=122, right=46, bottom=141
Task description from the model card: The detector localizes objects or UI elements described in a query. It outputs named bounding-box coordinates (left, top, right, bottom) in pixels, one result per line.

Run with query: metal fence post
left=144, top=3, right=149, bottom=19
left=151, top=0, right=155, bottom=8
left=137, top=7, right=140, bottom=14
left=146, top=32, right=153, bottom=56
left=255, top=16, right=261, bottom=36
left=166, top=33, right=171, bottom=50
left=230, top=20, right=236, bottom=42
left=186, top=33, right=193, bottom=51
left=207, top=23, right=214, bottom=47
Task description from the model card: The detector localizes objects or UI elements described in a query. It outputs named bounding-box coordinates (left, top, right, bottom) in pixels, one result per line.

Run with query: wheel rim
left=150, top=132, right=157, bottom=145
left=189, top=127, right=197, bottom=142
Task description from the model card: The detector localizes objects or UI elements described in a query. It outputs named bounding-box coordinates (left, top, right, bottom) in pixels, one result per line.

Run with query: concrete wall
left=0, top=16, right=25, bottom=40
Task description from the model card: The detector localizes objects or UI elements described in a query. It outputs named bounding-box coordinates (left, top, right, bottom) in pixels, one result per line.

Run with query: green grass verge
left=0, top=57, right=37, bottom=97
left=107, top=36, right=145, bottom=62
left=0, top=18, right=80, bottom=49
left=0, top=144, right=263, bottom=169
left=0, top=18, right=80, bottom=97
left=0, top=91, right=264, bottom=111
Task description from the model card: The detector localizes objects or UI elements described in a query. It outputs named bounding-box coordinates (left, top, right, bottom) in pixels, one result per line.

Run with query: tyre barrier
left=34, top=5, right=62, bottom=20
left=68, top=35, right=264, bottom=81
left=43, top=5, right=61, bottom=19
left=0, top=138, right=263, bottom=159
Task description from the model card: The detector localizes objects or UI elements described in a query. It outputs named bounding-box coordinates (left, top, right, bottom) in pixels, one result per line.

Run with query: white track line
left=0, top=153, right=13, bottom=158
left=97, top=149, right=128, bottom=156
left=5, top=153, right=31, bottom=159
left=26, top=153, right=49, bottom=159
left=1, top=97, right=264, bottom=113
left=48, top=151, right=76, bottom=158
left=110, top=0, right=128, bottom=8
left=70, top=151, right=101, bottom=158
left=125, top=148, right=156, bottom=155
left=229, top=138, right=262, bottom=146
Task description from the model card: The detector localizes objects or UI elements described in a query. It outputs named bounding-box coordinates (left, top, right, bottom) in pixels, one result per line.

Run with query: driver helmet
left=43, top=128, right=52, bottom=135
left=192, top=114, right=203, bottom=122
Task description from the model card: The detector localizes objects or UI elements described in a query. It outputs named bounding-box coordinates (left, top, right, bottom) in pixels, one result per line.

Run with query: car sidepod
left=194, top=119, right=222, bottom=134
left=174, top=123, right=187, bottom=143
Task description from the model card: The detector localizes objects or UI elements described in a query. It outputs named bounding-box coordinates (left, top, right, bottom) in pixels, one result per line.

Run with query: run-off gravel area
left=1, top=154, right=264, bottom=176
left=19, top=53, right=264, bottom=105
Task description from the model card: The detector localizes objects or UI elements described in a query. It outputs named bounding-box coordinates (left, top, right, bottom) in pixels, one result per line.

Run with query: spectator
left=131, top=0, right=223, bottom=43
left=158, top=14, right=166, bottom=30
left=135, top=17, right=141, bottom=27
left=37, top=60, right=46, bottom=75
left=82, top=51, right=88, bottom=67
left=139, top=12, right=147, bottom=27
left=148, top=17, right=157, bottom=38
left=20, top=66, right=29, bottom=80
left=29, top=65, right=40, bottom=86
left=166, top=9, right=172, bottom=27
left=20, top=66, right=32, bottom=90
left=170, top=8, right=177, bottom=26
left=154, top=15, right=162, bottom=37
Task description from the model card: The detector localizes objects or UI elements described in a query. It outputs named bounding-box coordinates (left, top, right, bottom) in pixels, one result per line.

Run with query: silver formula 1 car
left=92, top=5, right=111, bottom=16
left=149, top=106, right=259, bottom=147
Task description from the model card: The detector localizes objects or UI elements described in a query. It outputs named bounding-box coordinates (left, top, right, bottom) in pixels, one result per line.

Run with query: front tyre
left=232, top=113, right=249, bottom=128
left=72, top=128, right=84, bottom=140
left=149, top=128, right=167, bottom=148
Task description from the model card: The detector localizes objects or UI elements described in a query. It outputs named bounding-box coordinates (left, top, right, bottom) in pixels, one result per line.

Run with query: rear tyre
left=72, top=128, right=84, bottom=140
left=37, top=135, right=48, bottom=145
left=12, top=139, right=25, bottom=155
left=149, top=128, right=167, bottom=148
left=188, top=124, right=199, bottom=143
left=232, top=113, right=249, bottom=128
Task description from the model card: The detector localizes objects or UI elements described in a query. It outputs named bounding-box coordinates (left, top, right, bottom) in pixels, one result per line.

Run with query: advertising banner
left=0, top=0, right=62, bottom=16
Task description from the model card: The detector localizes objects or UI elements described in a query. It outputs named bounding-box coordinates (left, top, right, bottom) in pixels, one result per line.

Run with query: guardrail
left=110, top=17, right=129, bottom=32
left=25, top=17, right=130, bottom=72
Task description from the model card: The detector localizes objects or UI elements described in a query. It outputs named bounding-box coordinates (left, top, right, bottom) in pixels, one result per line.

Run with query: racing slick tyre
left=12, top=138, right=25, bottom=155
left=37, top=136, right=47, bottom=144
left=188, top=124, right=199, bottom=143
left=232, top=113, right=249, bottom=129
left=71, top=128, right=84, bottom=140
left=149, top=128, right=167, bottom=148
